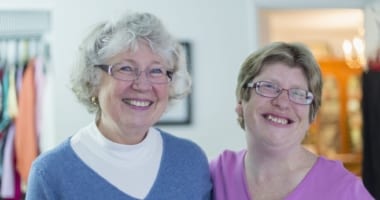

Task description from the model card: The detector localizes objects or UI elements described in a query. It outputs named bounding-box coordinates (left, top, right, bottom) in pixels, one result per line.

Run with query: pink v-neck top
left=210, top=150, right=374, bottom=200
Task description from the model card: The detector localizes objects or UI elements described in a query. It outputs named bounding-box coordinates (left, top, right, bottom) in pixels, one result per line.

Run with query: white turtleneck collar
left=70, top=121, right=163, bottom=198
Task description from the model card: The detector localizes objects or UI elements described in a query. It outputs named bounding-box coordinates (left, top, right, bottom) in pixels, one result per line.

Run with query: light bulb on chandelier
left=342, top=37, right=366, bottom=69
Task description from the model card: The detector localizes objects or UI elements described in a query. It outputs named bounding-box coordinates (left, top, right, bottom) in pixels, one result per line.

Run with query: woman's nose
left=271, top=89, right=291, bottom=108
left=132, top=72, right=152, bottom=90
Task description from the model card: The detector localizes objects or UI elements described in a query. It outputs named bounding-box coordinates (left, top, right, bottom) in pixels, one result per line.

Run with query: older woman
left=210, top=42, right=373, bottom=200
left=26, top=12, right=211, bottom=200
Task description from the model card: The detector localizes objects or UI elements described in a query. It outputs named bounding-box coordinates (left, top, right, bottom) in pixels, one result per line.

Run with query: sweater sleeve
left=25, top=161, right=54, bottom=200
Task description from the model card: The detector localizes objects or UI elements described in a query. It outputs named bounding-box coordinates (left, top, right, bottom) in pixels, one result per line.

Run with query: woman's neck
left=244, top=146, right=317, bottom=200
left=246, top=146, right=315, bottom=176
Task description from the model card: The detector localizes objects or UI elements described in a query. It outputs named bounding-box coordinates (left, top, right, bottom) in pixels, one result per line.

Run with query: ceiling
left=259, top=9, right=364, bottom=59
left=255, top=0, right=369, bottom=9
left=265, top=9, right=363, bottom=31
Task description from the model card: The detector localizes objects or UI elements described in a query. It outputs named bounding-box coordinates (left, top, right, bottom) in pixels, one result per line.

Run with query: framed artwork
left=157, top=41, right=192, bottom=125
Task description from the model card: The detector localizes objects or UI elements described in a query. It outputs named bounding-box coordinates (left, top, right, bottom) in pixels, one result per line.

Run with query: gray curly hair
left=70, top=11, right=191, bottom=113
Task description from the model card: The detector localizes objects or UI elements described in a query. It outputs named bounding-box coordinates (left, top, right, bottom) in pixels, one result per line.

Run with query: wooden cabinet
left=304, top=59, right=363, bottom=175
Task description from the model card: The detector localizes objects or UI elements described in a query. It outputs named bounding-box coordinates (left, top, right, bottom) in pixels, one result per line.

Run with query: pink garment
left=34, top=58, right=45, bottom=141
left=210, top=150, right=374, bottom=200
left=1, top=125, right=16, bottom=198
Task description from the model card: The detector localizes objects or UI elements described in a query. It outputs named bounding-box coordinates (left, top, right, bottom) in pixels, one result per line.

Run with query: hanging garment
left=34, top=57, right=46, bottom=149
left=14, top=58, right=39, bottom=185
left=1, top=125, right=16, bottom=198
left=7, top=66, right=18, bottom=118
left=361, top=69, right=380, bottom=199
left=0, top=68, right=11, bottom=132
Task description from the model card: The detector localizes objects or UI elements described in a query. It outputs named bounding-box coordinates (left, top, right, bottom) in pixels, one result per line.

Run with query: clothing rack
left=0, top=10, right=51, bottom=200
left=0, top=10, right=50, bottom=67
left=0, top=35, right=49, bottom=69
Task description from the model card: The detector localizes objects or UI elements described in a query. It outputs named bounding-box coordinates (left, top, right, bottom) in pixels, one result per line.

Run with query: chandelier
left=342, top=37, right=366, bottom=69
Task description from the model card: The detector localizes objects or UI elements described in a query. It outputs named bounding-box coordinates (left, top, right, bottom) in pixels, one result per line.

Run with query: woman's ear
left=236, top=101, right=245, bottom=129
left=235, top=101, right=243, bottom=116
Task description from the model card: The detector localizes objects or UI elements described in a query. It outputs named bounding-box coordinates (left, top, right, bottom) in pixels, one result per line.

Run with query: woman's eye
left=150, top=67, right=165, bottom=75
left=118, top=65, right=134, bottom=72
left=120, top=66, right=133, bottom=71
left=292, top=89, right=307, bottom=98
left=263, top=83, right=277, bottom=90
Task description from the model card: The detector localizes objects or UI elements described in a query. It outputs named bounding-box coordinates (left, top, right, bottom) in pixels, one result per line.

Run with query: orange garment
left=14, top=59, right=39, bottom=185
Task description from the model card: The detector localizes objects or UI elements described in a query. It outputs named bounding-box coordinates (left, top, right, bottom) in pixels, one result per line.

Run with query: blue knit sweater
left=26, top=130, right=212, bottom=200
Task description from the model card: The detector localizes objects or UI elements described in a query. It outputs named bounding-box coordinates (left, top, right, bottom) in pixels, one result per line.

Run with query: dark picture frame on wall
left=157, top=41, right=192, bottom=125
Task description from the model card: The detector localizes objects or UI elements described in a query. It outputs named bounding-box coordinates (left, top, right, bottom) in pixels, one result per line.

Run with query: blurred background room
left=0, top=0, right=379, bottom=199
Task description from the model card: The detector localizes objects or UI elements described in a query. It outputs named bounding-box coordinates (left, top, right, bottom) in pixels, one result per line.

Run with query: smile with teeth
left=266, top=114, right=289, bottom=125
left=125, top=99, right=152, bottom=107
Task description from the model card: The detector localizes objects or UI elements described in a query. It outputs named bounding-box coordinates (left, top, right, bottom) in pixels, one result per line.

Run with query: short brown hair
left=236, top=42, right=323, bottom=128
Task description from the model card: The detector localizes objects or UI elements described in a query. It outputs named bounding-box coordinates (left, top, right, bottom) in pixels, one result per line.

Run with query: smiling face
left=96, top=41, right=170, bottom=144
left=236, top=62, right=311, bottom=150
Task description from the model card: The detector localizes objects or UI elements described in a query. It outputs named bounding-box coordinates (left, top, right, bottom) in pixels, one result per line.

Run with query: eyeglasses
left=94, top=64, right=173, bottom=84
left=247, top=81, right=314, bottom=105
